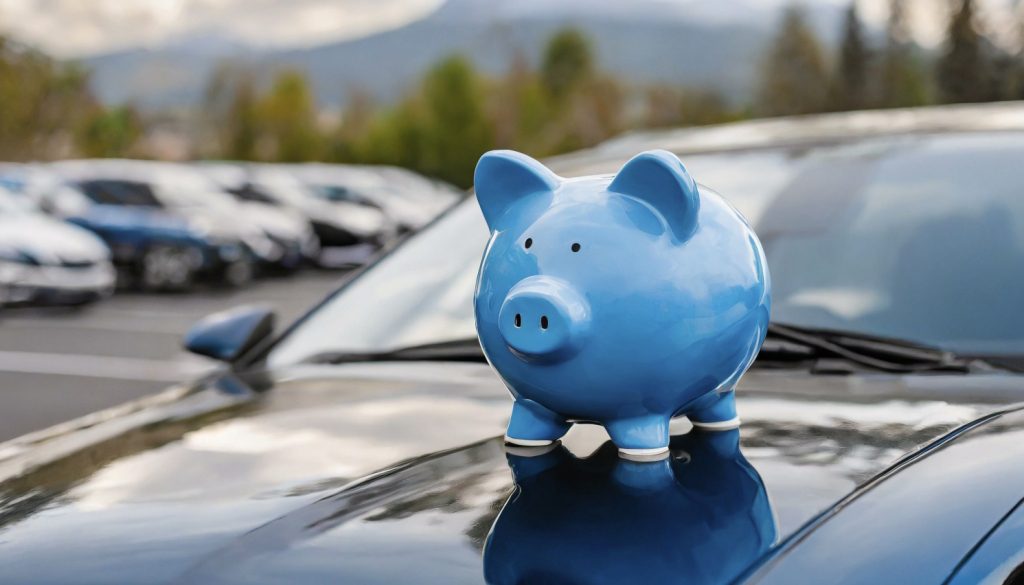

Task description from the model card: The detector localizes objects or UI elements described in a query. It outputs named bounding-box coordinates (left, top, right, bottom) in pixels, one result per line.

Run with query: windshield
left=268, top=132, right=1024, bottom=366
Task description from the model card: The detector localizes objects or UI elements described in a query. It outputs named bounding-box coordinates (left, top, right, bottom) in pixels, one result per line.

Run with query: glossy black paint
left=0, top=362, right=1018, bottom=584
left=745, top=406, right=1024, bottom=585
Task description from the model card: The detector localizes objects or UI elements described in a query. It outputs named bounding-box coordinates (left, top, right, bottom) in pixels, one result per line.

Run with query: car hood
left=0, top=214, right=110, bottom=264
left=0, top=363, right=1017, bottom=585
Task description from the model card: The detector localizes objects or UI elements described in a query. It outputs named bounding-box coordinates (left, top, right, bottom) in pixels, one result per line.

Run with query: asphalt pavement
left=0, top=271, right=345, bottom=442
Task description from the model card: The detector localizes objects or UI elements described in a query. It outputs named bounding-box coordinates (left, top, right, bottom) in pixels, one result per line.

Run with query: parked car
left=196, top=164, right=321, bottom=271
left=285, top=163, right=461, bottom=233
left=3, top=104, right=1024, bottom=583
left=42, top=161, right=258, bottom=291
left=0, top=185, right=115, bottom=306
left=198, top=162, right=388, bottom=268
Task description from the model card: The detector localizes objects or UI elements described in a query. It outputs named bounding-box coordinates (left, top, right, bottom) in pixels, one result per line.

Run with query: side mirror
left=184, top=305, right=275, bottom=362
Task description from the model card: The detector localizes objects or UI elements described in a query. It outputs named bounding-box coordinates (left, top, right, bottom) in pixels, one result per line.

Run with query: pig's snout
left=498, top=276, right=590, bottom=360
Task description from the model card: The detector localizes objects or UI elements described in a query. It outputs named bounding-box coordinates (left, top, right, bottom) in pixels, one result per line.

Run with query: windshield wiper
left=301, top=337, right=487, bottom=365
left=302, top=326, right=987, bottom=374
left=759, top=322, right=977, bottom=374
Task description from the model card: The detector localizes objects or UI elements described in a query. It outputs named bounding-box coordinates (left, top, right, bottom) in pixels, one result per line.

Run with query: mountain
left=81, top=0, right=846, bottom=110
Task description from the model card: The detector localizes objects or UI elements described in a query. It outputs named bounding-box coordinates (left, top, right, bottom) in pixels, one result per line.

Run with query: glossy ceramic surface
left=473, top=150, right=770, bottom=453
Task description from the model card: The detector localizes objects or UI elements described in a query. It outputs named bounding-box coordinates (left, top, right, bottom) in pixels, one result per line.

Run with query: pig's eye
left=524, top=238, right=533, bottom=250
left=571, top=242, right=581, bottom=253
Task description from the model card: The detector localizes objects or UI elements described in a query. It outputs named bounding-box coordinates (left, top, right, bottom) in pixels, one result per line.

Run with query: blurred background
left=2, top=0, right=1023, bottom=185
left=0, top=0, right=1022, bottom=438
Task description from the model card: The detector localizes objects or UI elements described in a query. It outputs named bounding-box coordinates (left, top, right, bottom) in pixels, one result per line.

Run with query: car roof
left=546, top=101, right=1024, bottom=175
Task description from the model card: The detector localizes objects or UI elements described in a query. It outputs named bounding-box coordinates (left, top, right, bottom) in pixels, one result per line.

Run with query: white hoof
left=504, top=436, right=555, bottom=447
left=618, top=446, right=670, bottom=462
left=691, top=417, right=741, bottom=430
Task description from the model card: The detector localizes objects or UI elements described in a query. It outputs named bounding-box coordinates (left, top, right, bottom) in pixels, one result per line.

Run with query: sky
left=0, top=0, right=1019, bottom=58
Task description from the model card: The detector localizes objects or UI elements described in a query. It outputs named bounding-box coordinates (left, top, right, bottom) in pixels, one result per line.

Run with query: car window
left=268, top=131, right=1024, bottom=366
left=230, top=184, right=278, bottom=205
left=77, top=180, right=161, bottom=207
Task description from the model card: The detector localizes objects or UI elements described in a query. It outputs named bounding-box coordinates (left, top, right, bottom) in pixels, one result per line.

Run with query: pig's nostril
left=514, top=313, right=522, bottom=328
left=540, top=316, right=549, bottom=330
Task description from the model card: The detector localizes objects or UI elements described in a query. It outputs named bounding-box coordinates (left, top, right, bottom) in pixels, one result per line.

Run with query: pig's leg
left=688, top=390, right=740, bottom=430
left=605, top=415, right=670, bottom=456
left=505, top=399, right=570, bottom=447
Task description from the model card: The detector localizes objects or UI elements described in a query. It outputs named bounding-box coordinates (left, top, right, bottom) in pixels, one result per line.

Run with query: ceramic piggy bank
left=473, top=149, right=770, bottom=456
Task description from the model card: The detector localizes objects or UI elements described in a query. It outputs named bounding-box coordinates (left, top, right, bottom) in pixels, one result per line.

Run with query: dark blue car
left=2, top=106, right=1024, bottom=584
left=41, top=176, right=255, bottom=291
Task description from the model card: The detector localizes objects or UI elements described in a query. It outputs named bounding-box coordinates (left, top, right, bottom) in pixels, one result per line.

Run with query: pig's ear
left=474, top=150, right=559, bottom=231
left=609, top=150, right=700, bottom=239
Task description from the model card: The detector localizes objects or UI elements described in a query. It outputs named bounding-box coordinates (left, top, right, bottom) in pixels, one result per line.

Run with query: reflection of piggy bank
left=473, top=150, right=770, bottom=456
left=483, top=430, right=777, bottom=585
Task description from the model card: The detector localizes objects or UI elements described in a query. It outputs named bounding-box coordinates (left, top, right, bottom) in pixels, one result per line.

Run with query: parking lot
left=0, top=271, right=343, bottom=442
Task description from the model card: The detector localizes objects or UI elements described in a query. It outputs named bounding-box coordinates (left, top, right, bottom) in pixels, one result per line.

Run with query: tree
left=756, top=6, right=831, bottom=116
left=257, top=70, right=322, bottom=162
left=355, top=56, right=493, bottom=187
left=200, top=63, right=260, bottom=160
left=0, top=37, right=96, bottom=159
left=417, top=56, right=495, bottom=187
left=828, top=3, right=870, bottom=111
left=876, top=0, right=930, bottom=108
left=541, top=28, right=594, bottom=102
left=75, top=106, right=143, bottom=158
left=936, top=0, right=993, bottom=103
left=328, top=88, right=376, bottom=162
left=489, top=54, right=552, bottom=154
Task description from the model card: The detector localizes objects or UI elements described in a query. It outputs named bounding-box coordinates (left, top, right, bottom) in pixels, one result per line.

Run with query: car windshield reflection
left=268, top=131, right=1024, bottom=367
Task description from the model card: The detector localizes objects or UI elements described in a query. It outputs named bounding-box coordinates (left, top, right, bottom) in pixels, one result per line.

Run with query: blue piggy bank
left=473, top=149, right=770, bottom=456
left=483, top=430, right=777, bottom=585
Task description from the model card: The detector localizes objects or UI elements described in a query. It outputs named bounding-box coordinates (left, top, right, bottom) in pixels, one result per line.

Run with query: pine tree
left=936, top=0, right=992, bottom=103
left=756, top=6, right=831, bottom=116
left=876, top=0, right=930, bottom=108
left=828, top=3, right=870, bottom=111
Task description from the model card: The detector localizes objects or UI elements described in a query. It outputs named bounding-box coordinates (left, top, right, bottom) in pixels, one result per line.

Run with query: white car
left=0, top=187, right=115, bottom=306
left=201, top=163, right=390, bottom=268
left=286, top=163, right=460, bottom=233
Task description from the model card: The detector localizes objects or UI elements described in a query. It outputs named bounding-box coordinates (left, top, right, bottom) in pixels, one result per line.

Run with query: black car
left=2, top=105, right=1024, bottom=584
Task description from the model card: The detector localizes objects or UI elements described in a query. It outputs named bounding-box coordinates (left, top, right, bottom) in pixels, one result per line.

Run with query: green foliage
left=0, top=37, right=102, bottom=160
left=876, top=0, right=931, bottom=108
left=937, top=0, right=994, bottom=103
left=757, top=6, right=831, bottom=117
left=202, top=63, right=260, bottom=160
left=257, top=70, right=323, bottom=162
left=541, top=29, right=594, bottom=102
left=75, top=106, right=142, bottom=158
left=828, top=4, right=870, bottom=111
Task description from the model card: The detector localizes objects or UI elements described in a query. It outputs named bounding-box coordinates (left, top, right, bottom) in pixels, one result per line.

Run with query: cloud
left=0, top=0, right=1019, bottom=58
left=0, top=0, right=444, bottom=57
